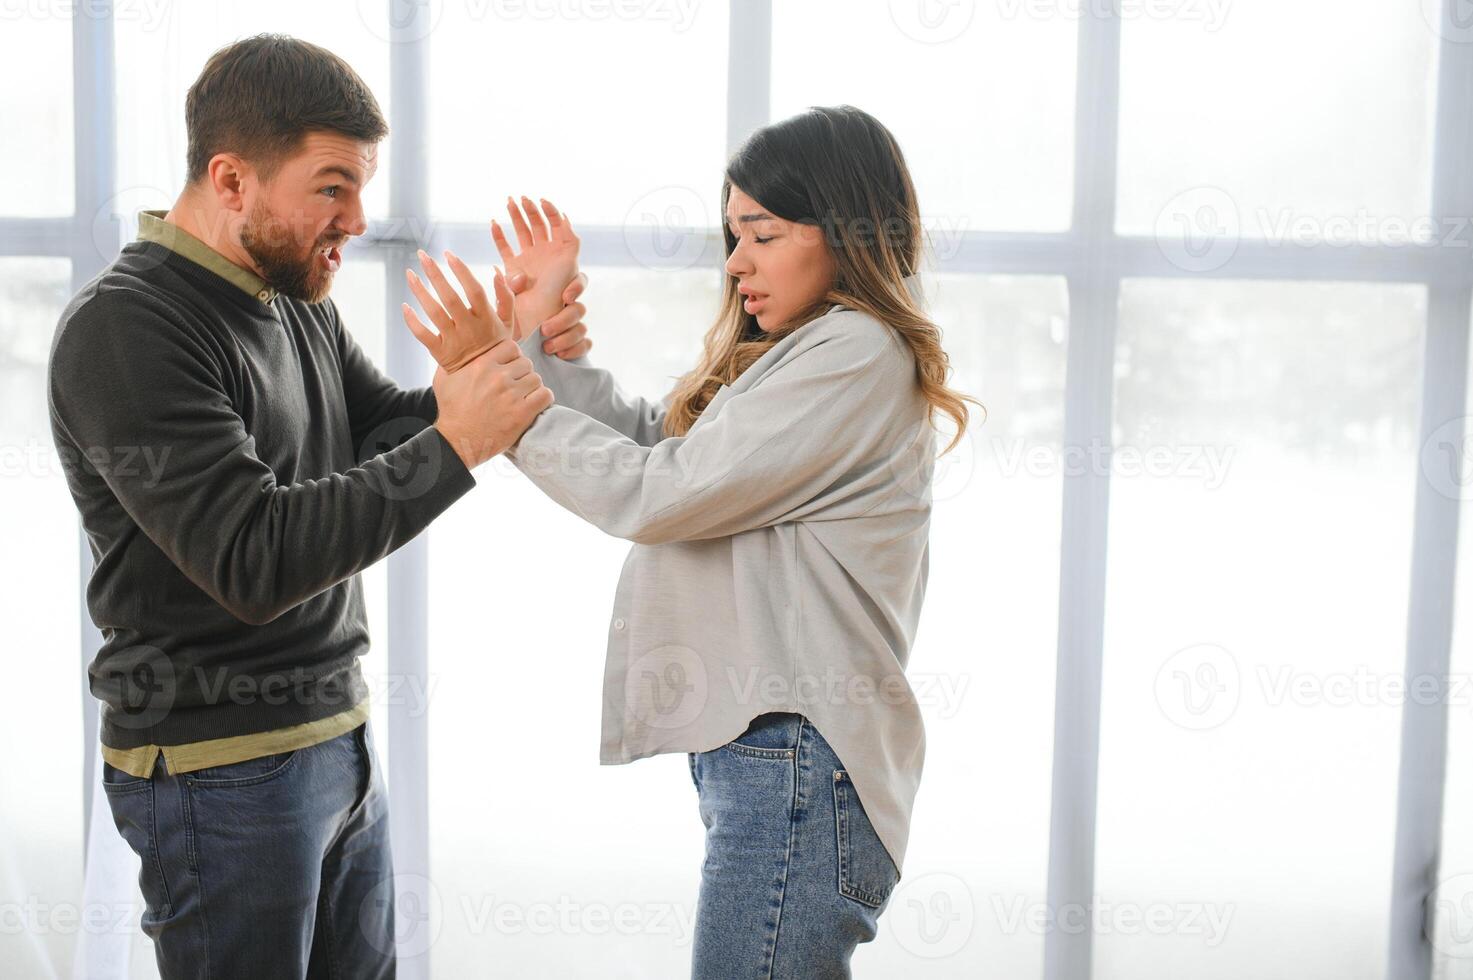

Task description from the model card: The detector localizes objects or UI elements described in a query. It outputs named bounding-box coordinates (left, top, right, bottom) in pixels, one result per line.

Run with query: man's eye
left=321, top=186, right=339, bottom=198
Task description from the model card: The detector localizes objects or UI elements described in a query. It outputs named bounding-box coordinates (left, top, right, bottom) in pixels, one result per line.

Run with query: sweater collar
left=136, top=210, right=278, bottom=305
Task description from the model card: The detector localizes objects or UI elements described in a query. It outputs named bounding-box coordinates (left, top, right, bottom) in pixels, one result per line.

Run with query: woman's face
left=723, top=183, right=837, bottom=332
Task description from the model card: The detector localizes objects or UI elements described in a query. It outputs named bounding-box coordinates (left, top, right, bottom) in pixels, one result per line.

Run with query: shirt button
left=257, top=289, right=270, bottom=301
left=613, top=618, right=626, bottom=631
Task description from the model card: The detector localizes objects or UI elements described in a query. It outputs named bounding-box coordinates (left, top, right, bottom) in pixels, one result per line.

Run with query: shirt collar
left=136, top=209, right=278, bottom=304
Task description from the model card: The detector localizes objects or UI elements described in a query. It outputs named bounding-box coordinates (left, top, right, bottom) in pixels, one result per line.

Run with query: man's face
left=239, top=132, right=377, bottom=303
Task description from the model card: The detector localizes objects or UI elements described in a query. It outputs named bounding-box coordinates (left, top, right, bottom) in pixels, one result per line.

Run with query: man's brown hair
left=185, top=33, right=388, bottom=185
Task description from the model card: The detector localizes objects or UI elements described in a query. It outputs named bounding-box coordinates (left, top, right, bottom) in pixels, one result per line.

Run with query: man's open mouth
left=317, top=243, right=343, bottom=272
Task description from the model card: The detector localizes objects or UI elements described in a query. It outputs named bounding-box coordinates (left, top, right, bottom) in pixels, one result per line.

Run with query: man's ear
left=205, top=153, right=251, bottom=211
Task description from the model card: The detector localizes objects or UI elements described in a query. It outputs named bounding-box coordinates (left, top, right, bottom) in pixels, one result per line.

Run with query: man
left=47, top=34, right=587, bottom=978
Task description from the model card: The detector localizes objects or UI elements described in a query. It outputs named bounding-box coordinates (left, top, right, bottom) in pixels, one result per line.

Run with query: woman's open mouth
left=740, top=289, right=768, bottom=315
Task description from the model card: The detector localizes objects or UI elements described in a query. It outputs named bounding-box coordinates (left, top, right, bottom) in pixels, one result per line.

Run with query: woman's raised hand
left=401, top=249, right=518, bottom=372
left=493, top=196, right=582, bottom=339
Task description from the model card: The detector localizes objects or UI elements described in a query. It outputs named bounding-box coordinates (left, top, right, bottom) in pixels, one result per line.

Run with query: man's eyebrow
left=311, top=164, right=362, bottom=185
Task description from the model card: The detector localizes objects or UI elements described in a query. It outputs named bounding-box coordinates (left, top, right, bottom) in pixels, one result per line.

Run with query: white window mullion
left=1386, top=7, right=1473, bottom=977
left=385, top=3, right=437, bottom=977
left=70, top=5, right=131, bottom=978
left=1046, top=4, right=1124, bottom=979
left=70, top=0, right=115, bottom=869
left=726, top=0, right=771, bottom=157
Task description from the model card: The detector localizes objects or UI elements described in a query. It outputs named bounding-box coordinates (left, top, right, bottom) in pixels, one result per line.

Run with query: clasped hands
left=403, top=197, right=590, bottom=469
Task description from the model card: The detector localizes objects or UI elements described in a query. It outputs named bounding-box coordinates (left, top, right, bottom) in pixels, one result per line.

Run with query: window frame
left=7, top=3, right=1463, bottom=978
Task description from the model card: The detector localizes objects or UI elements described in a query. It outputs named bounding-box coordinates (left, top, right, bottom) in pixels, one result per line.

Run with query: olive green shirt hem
left=102, top=699, right=372, bottom=778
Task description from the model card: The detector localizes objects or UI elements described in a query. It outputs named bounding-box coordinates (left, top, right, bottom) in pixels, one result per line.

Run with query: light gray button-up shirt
left=505, top=279, right=936, bottom=871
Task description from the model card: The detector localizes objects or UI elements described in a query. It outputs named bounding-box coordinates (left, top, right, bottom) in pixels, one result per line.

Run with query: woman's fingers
left=561, top=271, right=587, bottom=305
left=490, top=219, right=517, bottom=265
left=401, top=303, right=440, bottom=356
left=521, top=195, right=550, bottom=243
left=405, top=268, right=456, bottom=336
left=539, top=300, right=586, bottom=339
left=544, top=322, right=588, bottom=357
left=444, top=250, right=490, bottom=315
left=542, top=199, right=578, bottom=245
left=506, top=196, right=534, bottom=249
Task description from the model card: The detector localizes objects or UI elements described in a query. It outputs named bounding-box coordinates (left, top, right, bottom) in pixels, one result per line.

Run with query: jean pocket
left=101, top=760, right=150, bottom=795
left=832, top=769, right=899, bottom=909
left=726, top=711, right=802, bottom=760
left=102, top=774, right=174, bottom=921
left=185, top=750, right=298, bottom=788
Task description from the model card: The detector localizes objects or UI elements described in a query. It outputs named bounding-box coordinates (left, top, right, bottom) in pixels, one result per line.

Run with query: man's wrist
left=433, top=420, right=477, bottom=470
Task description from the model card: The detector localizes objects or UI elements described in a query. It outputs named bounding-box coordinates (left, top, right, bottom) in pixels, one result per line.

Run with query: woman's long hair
left=662, top=104, right=982, bottom=453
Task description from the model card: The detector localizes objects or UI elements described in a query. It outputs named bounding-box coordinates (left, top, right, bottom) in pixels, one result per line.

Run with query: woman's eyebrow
left=727, top=212, right=776, bottom=231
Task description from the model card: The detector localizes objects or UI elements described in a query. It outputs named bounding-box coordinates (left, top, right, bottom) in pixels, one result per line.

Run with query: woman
left=404, top=105, right=978, bottom=978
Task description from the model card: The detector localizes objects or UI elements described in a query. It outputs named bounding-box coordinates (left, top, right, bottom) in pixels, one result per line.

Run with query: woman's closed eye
left=728, top=224, right=779, bottom=244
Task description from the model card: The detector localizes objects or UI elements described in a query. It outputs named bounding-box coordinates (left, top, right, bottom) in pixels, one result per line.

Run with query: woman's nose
left=725, top=243, right=752, bottom=277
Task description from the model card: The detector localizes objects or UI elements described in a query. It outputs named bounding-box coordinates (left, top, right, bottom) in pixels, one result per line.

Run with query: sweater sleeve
left=48, top=292, right=476, bottom=626
left=329, top=299, right=439, bottom=462
left=504, top=315, right=917, bottom=545
left=517, top=328, right=669, bottom=447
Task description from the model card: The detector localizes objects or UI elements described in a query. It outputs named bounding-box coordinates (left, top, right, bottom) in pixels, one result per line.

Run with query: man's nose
left=341, top=199, right=369, bottom=238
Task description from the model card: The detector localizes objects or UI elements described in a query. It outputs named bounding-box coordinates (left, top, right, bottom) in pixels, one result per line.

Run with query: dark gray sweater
left=48, top=240, right=475, bottom=749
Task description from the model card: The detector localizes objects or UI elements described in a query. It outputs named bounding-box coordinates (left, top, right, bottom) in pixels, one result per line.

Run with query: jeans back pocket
left=832, top=769, right=899, bottom=908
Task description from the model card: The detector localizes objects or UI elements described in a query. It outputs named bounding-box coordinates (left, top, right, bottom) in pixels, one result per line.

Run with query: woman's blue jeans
left=688, top=712, right=902, bottom=979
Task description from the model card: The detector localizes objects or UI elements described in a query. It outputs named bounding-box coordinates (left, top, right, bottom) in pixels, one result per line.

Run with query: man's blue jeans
left=101, top=722, right=395, bottom=979
left=688, top=712, right=902, bottom=979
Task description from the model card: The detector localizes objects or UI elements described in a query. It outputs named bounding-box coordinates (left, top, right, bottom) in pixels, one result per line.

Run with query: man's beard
left=239, top=200, right=342, bottom=304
